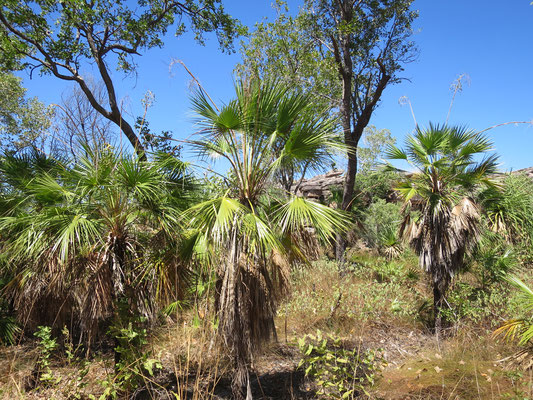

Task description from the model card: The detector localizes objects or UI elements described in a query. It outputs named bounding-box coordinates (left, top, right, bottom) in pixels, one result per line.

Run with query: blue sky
left=16, top=0, right=533, bottom=171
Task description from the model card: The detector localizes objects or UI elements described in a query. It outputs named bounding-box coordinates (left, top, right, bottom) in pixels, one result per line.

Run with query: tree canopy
left=0, top=0, right=241, bottom=157
left=238, top=0, right=418, bottom=259
left=0, top=72, right=53, bottom=152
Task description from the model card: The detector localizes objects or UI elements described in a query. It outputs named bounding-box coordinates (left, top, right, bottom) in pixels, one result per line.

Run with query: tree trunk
left=335, top=72, right=391, bottom=262
left=433, top=284, right=443, bottom=340
left=433, top=278, right=450, bottom=340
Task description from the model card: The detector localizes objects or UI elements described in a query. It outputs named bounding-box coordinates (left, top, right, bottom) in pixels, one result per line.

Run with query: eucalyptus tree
left=387, top=124, right=499, bottom=336
left=0, top=72, right=53, bottom=152
left=0, top=149, right=195, bottom=346
left=0, top=0, right=240, bottom=157
left=239, top=0, right=418, bottom=259
left=186, top=80, right=349, bottom=399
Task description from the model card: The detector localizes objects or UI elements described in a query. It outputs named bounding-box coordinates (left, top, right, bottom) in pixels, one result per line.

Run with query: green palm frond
left=186, top=79, right=350, bottom=378
left=506, top=276, right=533, bottom=312
left=494, top=276, right=533, bottom=345
left=385, top=144, right=408, bottom=161
left=273, top=196, right=350, bottom=243
left=0, top=148, right=200, bottom=341
left=185, top=196, right=246, bottom=243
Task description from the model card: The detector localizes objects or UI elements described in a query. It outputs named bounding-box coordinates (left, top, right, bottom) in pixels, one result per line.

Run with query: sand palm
left=387, top=124, right=498, bottom=336
left=0, top=149, right=195, bottom=345
left=187, top=79, right=349, bottom=398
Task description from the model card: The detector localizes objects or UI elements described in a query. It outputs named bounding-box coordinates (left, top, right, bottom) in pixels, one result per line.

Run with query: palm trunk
left=433, top=278, right=450, bottom=339
left=433, top=285, right=444, bottom=339
left=216, top=224, right=251, bottom=400
left=216, top=219, right=280, bottom=399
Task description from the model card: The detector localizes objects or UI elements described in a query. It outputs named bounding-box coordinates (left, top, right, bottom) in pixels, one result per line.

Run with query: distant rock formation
left=292, top=170, right=344, bottom=201
left=512, top=167, right=533, bottom=180
left=292, top=167, right=533, bottom=202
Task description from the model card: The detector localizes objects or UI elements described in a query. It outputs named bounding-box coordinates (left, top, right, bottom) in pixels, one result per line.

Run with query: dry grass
left=0, top=254, right=532, bottom=399
left=375, top=335, right=533, bottom=400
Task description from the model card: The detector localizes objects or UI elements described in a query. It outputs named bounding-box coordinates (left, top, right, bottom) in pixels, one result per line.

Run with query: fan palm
left=494, top=275, right=533, bottom=347
left=0, top=148, right=195, bottom=346
left=478, top=173, right=533, bottom=247
left=387, top=124, right=499, bottom=336
left=187, top=79, right=349, bottom=399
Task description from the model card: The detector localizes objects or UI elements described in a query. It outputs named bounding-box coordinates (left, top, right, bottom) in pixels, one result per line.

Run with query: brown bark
left=336, top=70, right=391, bottom=262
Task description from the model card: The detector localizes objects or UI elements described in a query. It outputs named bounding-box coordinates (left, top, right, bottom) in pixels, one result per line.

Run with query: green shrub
left=298, top=330, right=384, bottom=399
left=101, top=317, right=162, bottom=399
left=478, top=173, right=533, bottom=248
left=362, top=199, right=402, bottom=250
left=440, top=282, right=513, bottom=327
left=468, top=231, right=518, bottom=289
left=34, top=326, right=60, bottom=387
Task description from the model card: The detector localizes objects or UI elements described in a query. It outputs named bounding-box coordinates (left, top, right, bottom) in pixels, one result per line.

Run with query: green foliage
left=478, top=173, right=533, bottom=249
left=358, top=126, right=396, bottom=175
left=0, top=0, right=241, bottom=155
left=0, top=148, right=196, bottom=342
left=188, top=79, right=350, bottom=396
left=468, top=231, right=518, bottom=289
left=388, top=123, right=499, bottom=332
left=354, top=170, right=399, bottom=204
left=0, top=315, right=19, bottom=346
left=135, top=116, right=182, bottom=157
left=361, top=199, right=402, bottom=250
left=238, top=1, right=418, bottom=216
left=34, top=326, right=60, bottom=387
left=494, top=276, right=533, bottom=347
left=238, top=0, right=418, bottom=115
left=298, top=330, right=384, bottom=398
left=0, top=276, right=20, bottom=345
left=236, top=0, right=338, bottom=116
left=0, top=72, right=53, bottom=151
left=102, top=317, right=162, bottom=399
left=0, top=0, right=240, bottom=73
left=439, top=282, right=511, bottom=327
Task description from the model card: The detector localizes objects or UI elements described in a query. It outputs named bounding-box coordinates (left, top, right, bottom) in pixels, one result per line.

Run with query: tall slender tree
left=239, top=0, right=418, bottom=259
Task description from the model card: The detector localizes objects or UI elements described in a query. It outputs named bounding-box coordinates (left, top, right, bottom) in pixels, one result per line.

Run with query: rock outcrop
left=512, top=167, right=533, bottom=180
left=292, top=170, right=344, bottom=201
left=292, top=167, right=533, bottom=202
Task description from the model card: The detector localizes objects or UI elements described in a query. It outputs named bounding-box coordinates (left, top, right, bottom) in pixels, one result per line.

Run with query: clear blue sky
left=16, top=0, right=533, bottom=171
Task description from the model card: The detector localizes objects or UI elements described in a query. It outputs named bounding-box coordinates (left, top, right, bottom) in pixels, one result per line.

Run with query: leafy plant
left=0, top=276, right=20, bottom=345
left=361, top=199, right=402, bottom=251
left=0, top=148, right=196, bottom=345
left=33, top=326, right=60, bottom=387
left=187, top=79, right=349, bottom=398
left=494, top=276, right=533, bottom=346
left=478, top=173, right=533, bottom=247
left=298, top=330, right=384, bottom=399
left=469, top=231, right=518, bottom=289
left=102, top=317, right=162, bottom=399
